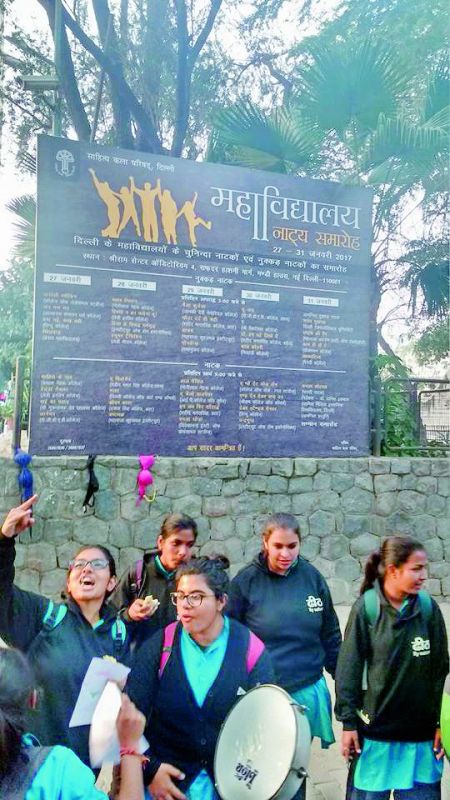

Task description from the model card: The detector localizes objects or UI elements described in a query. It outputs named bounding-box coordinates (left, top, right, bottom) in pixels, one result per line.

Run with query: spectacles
left=170, top=591, right=216, bottom=608
left=69, top=558, right=109, bottom=571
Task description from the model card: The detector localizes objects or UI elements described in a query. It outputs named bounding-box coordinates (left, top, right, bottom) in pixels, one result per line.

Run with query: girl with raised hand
left=0, top=496, right=132, bottom=767
left=335, top=535, right=449, bottom=800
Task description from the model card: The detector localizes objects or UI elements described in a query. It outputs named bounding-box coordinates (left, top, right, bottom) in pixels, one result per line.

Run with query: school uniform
left=0, top=536, right=131, bottom=767
left=19, top=741, right=107, bottom=800
left=335, top=582, right=449, bottom=798
left=109, top=550, right=177, bottom=646
left=127, top=617, right=274, bottom=796
left=228, top=554, right=342, bottom=746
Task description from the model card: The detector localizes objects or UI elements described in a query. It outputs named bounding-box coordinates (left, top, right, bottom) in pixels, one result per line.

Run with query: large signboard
left=30, top=135, right=372, bottom=457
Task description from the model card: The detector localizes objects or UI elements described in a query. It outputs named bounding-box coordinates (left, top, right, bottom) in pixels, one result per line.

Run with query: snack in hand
left=143, top=594, right=160, bottom=613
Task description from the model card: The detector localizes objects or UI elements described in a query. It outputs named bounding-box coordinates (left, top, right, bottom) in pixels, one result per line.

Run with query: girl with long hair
left=335, top=535, right=449, bottom=800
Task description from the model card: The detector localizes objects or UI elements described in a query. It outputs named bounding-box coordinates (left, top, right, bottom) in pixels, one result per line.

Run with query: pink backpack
left=158, top=621, right=265, bottom=679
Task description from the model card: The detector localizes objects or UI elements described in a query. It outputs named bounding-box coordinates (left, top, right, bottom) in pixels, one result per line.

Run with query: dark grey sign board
left=30, top=135, right=373, bottom=457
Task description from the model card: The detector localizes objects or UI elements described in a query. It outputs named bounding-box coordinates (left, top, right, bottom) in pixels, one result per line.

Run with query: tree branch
left=38, top=0, right=91, bottom=140
left=2, top=91, right=50, bottom=127
left=190, top=0, right=223, bottom=63
left=92, top=0, right=134, bottom=149
left=5, top=33, right=54, bottom=67
left=377, top=327, right=398, bottom=358
left=172, top=0, right=190, bottom=156
left=37, top=0, right=163, bottom=152
left=171, top=0, right=223, bottom=156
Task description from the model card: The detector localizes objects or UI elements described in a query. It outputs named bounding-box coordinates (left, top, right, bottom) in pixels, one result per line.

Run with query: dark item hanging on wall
left=82, top=454, right=99, bottom=513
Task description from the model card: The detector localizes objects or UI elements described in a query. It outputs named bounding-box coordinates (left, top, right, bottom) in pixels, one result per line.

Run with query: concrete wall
left=0, top=455, right=448, bottom=603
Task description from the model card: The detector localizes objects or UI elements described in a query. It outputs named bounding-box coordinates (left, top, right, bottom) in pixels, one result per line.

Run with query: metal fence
left=372, top=377, right=450, bottom=455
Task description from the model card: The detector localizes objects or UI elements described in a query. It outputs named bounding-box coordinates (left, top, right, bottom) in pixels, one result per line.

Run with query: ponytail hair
left=0, top=649, right=35, bottom=778
left=360, top=535, right=425, bottom=595
left=360, top=550, right=382, bottom=594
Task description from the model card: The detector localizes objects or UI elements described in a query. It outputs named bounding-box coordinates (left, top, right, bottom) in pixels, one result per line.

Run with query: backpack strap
left=246, top=631, right=265, bottom=673
left=135, top=559, right=144, bottom=591
left=0, top=745, right=53, bottom=799
left=111, top=618, right=127, bottom=656
left=42, top=601, right=68, bottom=630
left=159, top=622, right=178, bottom=679
left=131, top=559, right=144, bottom=597
left=362, top=589, right=379, bottom=692
left=418, top=589, right=432, bottom=622
left=363, top=588, right=380, bottom=627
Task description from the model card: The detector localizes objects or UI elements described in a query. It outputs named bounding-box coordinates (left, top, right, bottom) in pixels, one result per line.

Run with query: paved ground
left=308, top=604, right=450, bottom=800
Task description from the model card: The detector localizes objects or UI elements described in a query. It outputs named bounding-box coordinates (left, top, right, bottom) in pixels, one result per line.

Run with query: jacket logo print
left=306, top=595, right=323, bottom=612
left=411, top=636, right=430, bottom=657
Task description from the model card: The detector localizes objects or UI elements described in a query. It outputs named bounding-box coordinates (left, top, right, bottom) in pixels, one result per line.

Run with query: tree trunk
left=92, top=0, right=134, bottom=149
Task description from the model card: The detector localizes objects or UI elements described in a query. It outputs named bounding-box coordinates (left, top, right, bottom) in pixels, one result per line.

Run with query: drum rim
left=214, top=683, right=300, bottom=799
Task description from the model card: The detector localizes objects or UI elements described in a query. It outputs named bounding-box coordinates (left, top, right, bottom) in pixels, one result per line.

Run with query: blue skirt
left=291, top=675, right=335, bottom=749
left=354, top=739, right=444, bottom=791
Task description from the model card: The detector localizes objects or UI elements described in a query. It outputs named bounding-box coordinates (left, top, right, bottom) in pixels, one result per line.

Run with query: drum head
left=214, top=684, right=310, bottom=800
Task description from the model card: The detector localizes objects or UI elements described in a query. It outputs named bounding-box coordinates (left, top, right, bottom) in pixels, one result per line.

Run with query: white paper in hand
left=69, top=657, right=130, bottom=728
left=89, top=681, right=149, bottom=767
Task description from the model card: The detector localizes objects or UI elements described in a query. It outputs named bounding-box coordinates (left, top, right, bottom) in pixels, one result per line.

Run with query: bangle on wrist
left=119, top=747, right=149, bottom=764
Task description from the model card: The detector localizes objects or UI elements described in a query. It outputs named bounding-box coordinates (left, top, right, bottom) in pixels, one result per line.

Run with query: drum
left=214, top=684, right=311, bottom=800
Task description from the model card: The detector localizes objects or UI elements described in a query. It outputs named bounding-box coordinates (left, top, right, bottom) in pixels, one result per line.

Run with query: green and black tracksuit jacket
left=335, top=582, right=449, bottom=742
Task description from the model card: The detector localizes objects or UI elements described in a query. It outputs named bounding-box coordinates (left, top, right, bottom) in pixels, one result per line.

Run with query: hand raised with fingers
left=0, top=495, right=37, bottom=539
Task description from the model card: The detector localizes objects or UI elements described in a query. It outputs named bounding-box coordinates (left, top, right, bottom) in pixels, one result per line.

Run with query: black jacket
left=0, top=536, right=132, bottom=766
left=227, top=554, right=342, bottom=692
left=127, top=618, right=275, bottom=791
left=108, top=549, right=177, bottom=646
left=335, top=582, right=449, bottom=742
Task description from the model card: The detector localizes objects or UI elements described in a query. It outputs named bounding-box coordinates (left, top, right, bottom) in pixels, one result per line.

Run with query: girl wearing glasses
left=127, top=555, right=274, bottom=800
left=0, top=496, right=132, bottom=767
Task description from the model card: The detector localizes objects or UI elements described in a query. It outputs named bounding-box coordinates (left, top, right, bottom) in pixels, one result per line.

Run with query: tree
left=210, top=39, right=449, bottom=357
left=413, top=318, right=449, bottom=367
left=0, top=258, right=33, bottom=386
left=1, top=0, right=313, bottom=161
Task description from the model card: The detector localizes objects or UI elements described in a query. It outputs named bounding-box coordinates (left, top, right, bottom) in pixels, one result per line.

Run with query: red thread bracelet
left=119, top=747, right=150, bottom=764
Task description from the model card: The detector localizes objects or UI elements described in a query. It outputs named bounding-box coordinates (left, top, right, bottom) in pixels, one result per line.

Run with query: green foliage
left=296, top=39, right=411, bottom=138
left=373, top=354, right=448, bottom=455
left=211, top=37, right=449, bottom=358
left=413, top=317, right=450, bottom=366
left=6, top=195, right=36, bottom=261
left=0, top=259, right=33, bottom=387
left=400, top=239, right=449, bottom=319
left=209, top=102, right=322, bottom=172
left=373, top=355, right=419, bottom=455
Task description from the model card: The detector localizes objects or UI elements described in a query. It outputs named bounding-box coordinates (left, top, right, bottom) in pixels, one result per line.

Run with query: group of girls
left=0, top=495, right=448, bottom=800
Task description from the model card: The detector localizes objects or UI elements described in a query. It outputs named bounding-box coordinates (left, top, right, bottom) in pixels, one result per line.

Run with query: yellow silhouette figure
left=160, top=189, right=179, bottom=244
left=89, top=168, right=121, bottom=237
left=177, top=192, right=212, bottom=246
left=114, top=178, right=141, bottom=238
left=131, top=177, right=162, bottom=242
